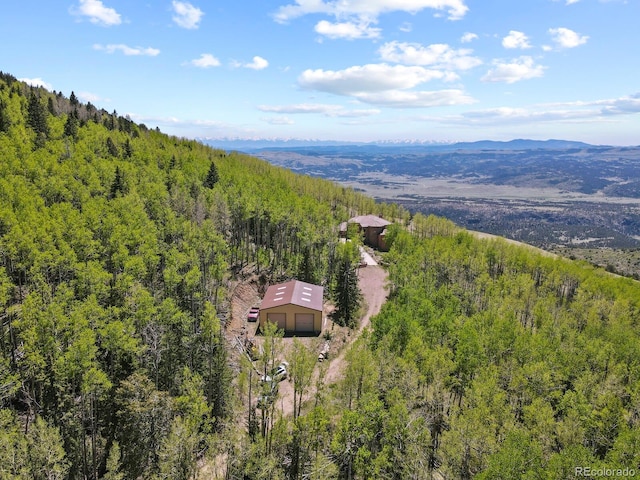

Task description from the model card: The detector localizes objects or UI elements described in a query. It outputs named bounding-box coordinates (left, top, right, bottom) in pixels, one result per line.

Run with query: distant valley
left=207, top=140, right=640, bottom=268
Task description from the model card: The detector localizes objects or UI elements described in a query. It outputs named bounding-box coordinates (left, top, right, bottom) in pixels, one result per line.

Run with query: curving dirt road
left=264, top=258, right=389, bottom=418
left=324, top=264, right=388, bottom=384
left=274, top=262, right=388, bottom=417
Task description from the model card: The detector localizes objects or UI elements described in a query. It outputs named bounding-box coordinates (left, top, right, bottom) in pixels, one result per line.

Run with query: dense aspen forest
left=370, top=225, right=640, bottom=478
left=1, top=72, right=639, bottom=479
left=0, top=73, right=397, bottom=479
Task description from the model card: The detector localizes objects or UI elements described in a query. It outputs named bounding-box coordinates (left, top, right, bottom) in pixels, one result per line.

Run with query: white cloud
left=72, top=0, right=121, bottom=26
left=259, top=103, right=343, bottom=114
left=189, top=53, right=221, bottom=68
left=128, top=113, right=242, bottom=136
left=441, top=93, right=640, bottom=128
left=335, top=108, right=382, bottom=117
left=545, top=93, right=640, bottom=115
left=19, top=77, right=53, bottom=90
left=244, top=56, right=269, bottom=70
left=274, top=0, right=469, bottom=23
left=93, top=44, right=160, bottom=56
left=258, top=103, right=380, bottom=117
left=461, top=32, right=478, bottom=43
left=299, top=64, right=449, bottom=95
left=232, top=56, right=269, bottom=70
left=599, top=93, right=640, bottom=115
left=379, top=41, right=482, bottom=70
left=172, top=1, right=204, bottom=29
left=77, top=91, right=104, bottom=103
left=464, top=107, right=529, bottom=120
left=450, top=106, right=591, bottom=125
left=566, top=0, right=580, bottom=4
left=481, top=56, right=546, bottom=83
left=355, top=89, right=475, bottom=108
left=549, top=27, right=589, bottom=48
left=315, top=20, right=381, bottom=39
left=262, top=116, right=295, bottom=125
left=502, top=30, right=531, bottom=49
left=297, top=63, right=474, bottom=108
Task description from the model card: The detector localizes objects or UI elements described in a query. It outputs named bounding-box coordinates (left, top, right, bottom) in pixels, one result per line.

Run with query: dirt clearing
left=227, top=257, right=389, bottom=418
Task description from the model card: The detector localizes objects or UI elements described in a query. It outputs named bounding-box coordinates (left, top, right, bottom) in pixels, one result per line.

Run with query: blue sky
left=2, top=0, right=639, bottom=144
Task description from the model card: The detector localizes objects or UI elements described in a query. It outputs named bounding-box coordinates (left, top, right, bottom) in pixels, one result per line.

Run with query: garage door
left=266, top=313, right=286, bottom=330
left=295, top=313, right=315, bottom=332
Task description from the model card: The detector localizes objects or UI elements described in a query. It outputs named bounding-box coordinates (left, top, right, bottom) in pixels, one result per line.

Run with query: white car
left=261, top=361, right=289, bottom=383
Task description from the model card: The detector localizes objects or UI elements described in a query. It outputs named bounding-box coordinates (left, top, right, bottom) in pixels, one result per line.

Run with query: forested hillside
left=1, top=71, right=639, bottom=480
left=368, top=223, right=640, bottom=477
left=233, top=216, right=640, bottom=479
left=0, top=72, right=401, bottom=479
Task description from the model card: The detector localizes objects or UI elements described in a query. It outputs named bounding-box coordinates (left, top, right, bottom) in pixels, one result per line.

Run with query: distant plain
left=246, top=142, right=640, bottom=276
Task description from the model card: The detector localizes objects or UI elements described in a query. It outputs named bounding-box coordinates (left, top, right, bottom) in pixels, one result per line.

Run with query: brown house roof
left=347, top=215, right=392, bottom=229
left=261, top=280, right=324, bottom=312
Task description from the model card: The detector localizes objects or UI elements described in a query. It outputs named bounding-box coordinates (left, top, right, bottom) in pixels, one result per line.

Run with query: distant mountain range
left=202, top=138, right=600, bottom=153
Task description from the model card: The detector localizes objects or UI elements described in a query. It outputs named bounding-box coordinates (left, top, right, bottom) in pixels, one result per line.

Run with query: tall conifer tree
left=203, top=161, right=219, bottom=188
left=27, top=90, right=49, bottom=139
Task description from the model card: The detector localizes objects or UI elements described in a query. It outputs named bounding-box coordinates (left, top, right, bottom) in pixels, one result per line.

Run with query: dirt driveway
left=272, top=263, right=388, bottom=417
left=229, top=257, right=389, bottom=419
left=324, top=264, right=388, bottom=383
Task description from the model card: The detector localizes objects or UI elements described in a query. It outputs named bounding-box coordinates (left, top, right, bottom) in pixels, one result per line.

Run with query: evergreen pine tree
left=104, top=111, right=116, bottom=130
left=27, top=90, right=49, bottom=138
left=64, top=109, right=79, bottom=140
left=110, top=166, right=125, bottom=198
left=203, top=161, right=219, bottom=188
left=0, top=99, right=10, bottom=132
left=333, top=242, right=362, bottom=328
left=123, top=138, right=133, bottom=158
left=106, top=137, right=119, bottom=157
left=47, top=97, right=57, bottom=116
left=297, top=245, right=317, bottom=285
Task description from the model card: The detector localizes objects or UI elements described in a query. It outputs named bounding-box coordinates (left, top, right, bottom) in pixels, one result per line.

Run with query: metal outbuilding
left=259, top=280, right=324, bottom=335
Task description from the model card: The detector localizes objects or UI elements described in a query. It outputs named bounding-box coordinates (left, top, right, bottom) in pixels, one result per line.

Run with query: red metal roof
left=261, top=280, right=324, bottom=312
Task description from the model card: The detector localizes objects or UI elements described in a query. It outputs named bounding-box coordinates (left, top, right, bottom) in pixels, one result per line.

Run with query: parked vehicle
left=318, top=342, right=330, bottom=362
left=261, top=361, right=289, bottom=383
left=247, top=307, right=260, bottom=322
